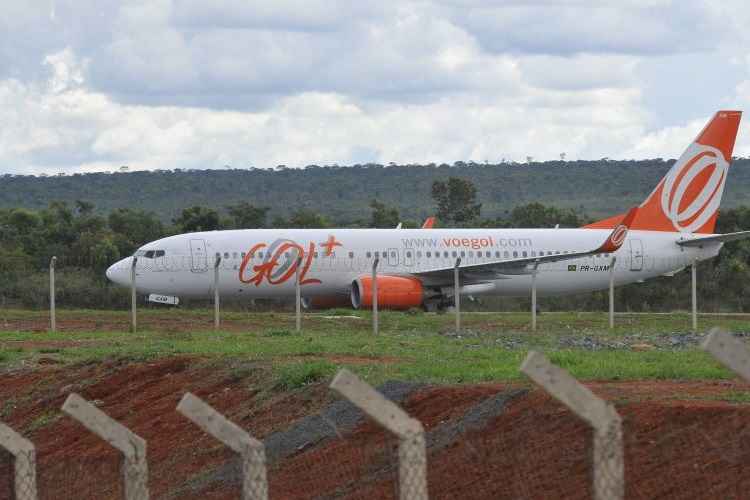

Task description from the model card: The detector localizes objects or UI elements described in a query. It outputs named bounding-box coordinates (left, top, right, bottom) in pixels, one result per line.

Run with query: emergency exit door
left=629, top=239, right=643, bottom=271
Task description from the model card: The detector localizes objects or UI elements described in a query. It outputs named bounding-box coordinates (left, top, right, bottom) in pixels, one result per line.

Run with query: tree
left=173, top=206, right=221, bottom=232
left=369, top=199, right=400, bottom=228
left=431, top=177, right=481, bottom=226
left=108, top=208, right=166, bottom=256
left=510, top=203, right=582, bottom=228
left=225, top=202, right=270, bottom=229
left=288, top=209, right=330, bottom=228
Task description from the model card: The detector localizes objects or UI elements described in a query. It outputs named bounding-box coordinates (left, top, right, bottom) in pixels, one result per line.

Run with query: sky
left=2, top=0, right=750, bottom=175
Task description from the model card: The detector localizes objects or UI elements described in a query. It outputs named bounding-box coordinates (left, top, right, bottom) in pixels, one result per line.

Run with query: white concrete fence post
left=49, top=256, right=57, bottom=333
left=0, top=422, right=37, bottom=500
left=61, top=393, right=149, bottom=500
left=372, top=257, right=380, bottom=336
left=130, top=256, right=138, bottom=334
left=177, top=393, right=268, bottom=500
left=454, top=257, right=461, bottom=333
left=701, top=328, right=750, bottom=382
left=608, top=256, right=617, bottom=329
left=691, top=260, right=698, bottom=333
left=521, top=351, right=623, bottom=500
left=295, top=256, right=302, bottom=333
left=330, top=369, right=428, bottom=500
left=531, top=260, right=540, bottom=332
left=214, top=255, right=222, bottom=330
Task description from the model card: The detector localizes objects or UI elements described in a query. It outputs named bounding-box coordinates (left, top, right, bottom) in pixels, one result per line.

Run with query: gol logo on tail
left=659, top=144, right=728, bottom=232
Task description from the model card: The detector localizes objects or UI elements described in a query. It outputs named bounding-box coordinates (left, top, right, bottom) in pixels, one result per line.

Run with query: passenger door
left=189, top=239, right=208, bottom=273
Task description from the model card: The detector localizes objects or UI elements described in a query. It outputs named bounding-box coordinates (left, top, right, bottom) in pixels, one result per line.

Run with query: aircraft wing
left=412, top=207, right=637, bottom=284
left=676, top=230, right=750, bottom=247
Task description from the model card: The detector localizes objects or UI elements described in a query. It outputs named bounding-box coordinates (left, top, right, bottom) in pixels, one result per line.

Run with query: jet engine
left=350, top=276, right=424, bottom=310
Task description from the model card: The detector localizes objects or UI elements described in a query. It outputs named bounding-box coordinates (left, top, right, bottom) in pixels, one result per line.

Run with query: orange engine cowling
left=351, top=276, right=424, bottom=310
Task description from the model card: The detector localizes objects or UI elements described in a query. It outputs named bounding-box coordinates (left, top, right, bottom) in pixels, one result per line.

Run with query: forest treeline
left=2, top=158, right=750, bottom=222
left=1, top=188, right=749, bottom=312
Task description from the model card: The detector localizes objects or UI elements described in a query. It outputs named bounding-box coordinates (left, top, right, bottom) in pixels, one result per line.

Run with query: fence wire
left=39, top=451, right=122, bottom=500
left=268, top=423, right=399, bottom=499
left=0, top=449, right=12, bottom=500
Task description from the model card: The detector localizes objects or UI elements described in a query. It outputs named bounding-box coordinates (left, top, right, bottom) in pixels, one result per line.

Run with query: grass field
left=1, top=308, right=749, bottom=385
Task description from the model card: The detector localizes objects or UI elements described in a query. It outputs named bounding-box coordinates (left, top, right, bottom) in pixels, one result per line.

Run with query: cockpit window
left=135, top=249, right=165, bottom=259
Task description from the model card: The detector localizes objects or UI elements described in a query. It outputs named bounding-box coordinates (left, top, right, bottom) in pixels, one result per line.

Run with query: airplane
left=106, top=110, right=750, bottom=311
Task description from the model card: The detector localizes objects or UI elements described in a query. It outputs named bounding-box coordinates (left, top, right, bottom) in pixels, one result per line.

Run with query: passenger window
left=416, top=251, right=422, bottom=258
left=366, top=251, right=372, bottom=258
left=348, top=251, right=354, bottom=258
left=522, top=251, right=527, bottom=257
left=443, top=251, right=449, bottom=258
left=233, top=252, right=238, bottom=259
left=495, top=251, right=500, bottom=258
left=504, top=251, right=510, bottom=258
left=374, top=251, right=379, bottom=258
left=426, top=251, right=431, bottom=257
left=391, top=251, right=396, bottom=258
left=406, top=251, right=412, bottom=258
left=451, top=251, right=457, bottom=258
left=468, top=251, right=473, bottom=257
left=460, top=251, right=466, bottom=257
left=513, top=251, right=518, bottom=258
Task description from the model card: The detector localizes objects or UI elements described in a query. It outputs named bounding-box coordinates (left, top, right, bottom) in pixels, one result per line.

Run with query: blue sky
left=1, top=0, right=750, bottom=174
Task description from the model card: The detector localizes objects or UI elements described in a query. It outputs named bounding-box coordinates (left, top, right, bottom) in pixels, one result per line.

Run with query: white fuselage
left=106, top=228, right=720, bottom=303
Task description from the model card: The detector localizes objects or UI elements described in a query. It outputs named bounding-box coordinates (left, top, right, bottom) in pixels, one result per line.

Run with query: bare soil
left=0, top=359, right=748, bottom=499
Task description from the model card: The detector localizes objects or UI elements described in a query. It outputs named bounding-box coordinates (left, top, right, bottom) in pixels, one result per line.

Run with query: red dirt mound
left=0, top=361, right=748, bottom=499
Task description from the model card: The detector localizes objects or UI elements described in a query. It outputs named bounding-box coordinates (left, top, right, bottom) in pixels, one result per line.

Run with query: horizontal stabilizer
left=676, top=230, right=750, bottom=247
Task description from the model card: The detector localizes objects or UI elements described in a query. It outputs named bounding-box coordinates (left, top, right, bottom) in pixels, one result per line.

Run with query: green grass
left=276, top=360, right=338, bottom=389
left=1, top=309, right=749, bottom=384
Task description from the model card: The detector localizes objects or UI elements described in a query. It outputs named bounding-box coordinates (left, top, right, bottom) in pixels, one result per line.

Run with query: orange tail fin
left=586, top=110, right=742, bottom=233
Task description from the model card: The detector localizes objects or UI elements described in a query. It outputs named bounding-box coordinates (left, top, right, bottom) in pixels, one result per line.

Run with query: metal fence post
left=531, top=260, right=539, bottom=332
left=0, top=422, right=37, bottom=500
left=130, top=257, right=138, bottom=334
left=691, top=260, right=698, bottom=333
left=62, top=393, right=149, bottom=500
left=701, top=328, right=750, bottom=382
left=521, top=351, right=623, bottom=500
left=372, top=257, right=380, bottom=336
left=177, top=393, right=268, bottom=500
left=608, top=256, right=617, bottom=329
left=214, top=256, right=222, bottom=330
left=49, top=256, right=57, bottom=333
left=330, top=369, right=428, bottom=500
left=295, top=256, right=302, bottom=333
left=454, top=258, right=461, bottom=333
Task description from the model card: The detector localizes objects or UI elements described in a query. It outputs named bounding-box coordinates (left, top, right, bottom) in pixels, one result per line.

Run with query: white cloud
left=1, top=0, right=750, bottom=175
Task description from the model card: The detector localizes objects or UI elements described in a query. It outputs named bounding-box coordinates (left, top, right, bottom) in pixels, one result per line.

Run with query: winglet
left=596, top=207, right=638, bottom=253
left=422, top=217, right=436, bottom=229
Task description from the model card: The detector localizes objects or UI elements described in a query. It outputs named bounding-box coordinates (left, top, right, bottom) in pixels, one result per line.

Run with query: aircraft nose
left=106, top=257, right=132, bottom=287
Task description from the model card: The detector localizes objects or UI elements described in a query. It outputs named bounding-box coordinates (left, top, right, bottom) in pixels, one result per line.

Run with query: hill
left=3, top=159, right=749, bottom=221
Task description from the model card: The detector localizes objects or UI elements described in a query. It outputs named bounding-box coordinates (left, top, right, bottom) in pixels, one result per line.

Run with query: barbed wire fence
left=0, top=328, right=748, bottom=499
